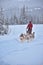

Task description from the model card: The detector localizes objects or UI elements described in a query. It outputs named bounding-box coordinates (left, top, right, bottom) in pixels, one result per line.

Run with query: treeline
left=0, top=6, right=43, bottom=25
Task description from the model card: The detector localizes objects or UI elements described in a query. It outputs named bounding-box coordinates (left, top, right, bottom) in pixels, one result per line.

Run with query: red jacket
left=27, top=22, right=33, bottom=30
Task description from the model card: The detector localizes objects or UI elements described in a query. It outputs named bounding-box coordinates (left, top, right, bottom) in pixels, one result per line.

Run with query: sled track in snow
left=0, top=60, right=10, bottom=65
left=0, top=40, right=43, bottom=59
left=0, top=36, right=43, bottom=59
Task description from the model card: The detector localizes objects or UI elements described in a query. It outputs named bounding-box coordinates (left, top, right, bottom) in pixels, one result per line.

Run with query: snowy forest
left=0, top=0, right=43, bottom=65
left=0, top=5, right=43, bottom=25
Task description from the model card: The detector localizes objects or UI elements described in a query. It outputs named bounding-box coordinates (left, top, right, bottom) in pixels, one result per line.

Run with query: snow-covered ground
left=0, top=24, right=43, bottom=65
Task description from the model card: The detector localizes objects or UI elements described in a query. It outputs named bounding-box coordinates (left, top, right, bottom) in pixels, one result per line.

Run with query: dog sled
left=19, top=32, right=35, bottom=42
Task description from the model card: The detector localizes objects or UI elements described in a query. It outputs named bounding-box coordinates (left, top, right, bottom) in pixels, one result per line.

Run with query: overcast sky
left=0, top=0, right=43, bottom=9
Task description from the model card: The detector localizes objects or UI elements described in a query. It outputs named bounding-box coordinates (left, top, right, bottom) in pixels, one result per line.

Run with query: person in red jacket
left=27, top=21, right=33, bottom=34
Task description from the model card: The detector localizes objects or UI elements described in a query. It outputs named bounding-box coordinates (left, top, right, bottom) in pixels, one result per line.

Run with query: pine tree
left=0, top=8, right=9, bottom=35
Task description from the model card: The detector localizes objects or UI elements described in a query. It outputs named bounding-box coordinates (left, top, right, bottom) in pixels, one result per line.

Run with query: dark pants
left=27, top=28, right=32, bottom=34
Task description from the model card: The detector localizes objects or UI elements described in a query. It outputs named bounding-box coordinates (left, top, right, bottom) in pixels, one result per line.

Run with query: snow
left=0, top=24, right=43, bottom=65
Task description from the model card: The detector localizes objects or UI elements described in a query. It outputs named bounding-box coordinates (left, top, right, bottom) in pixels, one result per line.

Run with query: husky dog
left=20, top=33, right=25, bottom=41
left=20, top=32, right=35, bottom=41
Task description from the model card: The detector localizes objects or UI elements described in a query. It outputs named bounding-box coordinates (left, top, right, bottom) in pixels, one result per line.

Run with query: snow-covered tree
left=19, top=5, right=26, bottom=24
left=10, top=14, right=18, bottom=25
left=0, top=8, right=9, bottom=35
left=19, top=5, right=32, bottom=24
left=14, top=15, right=18, bottom=24
left=0, top=8, right=4, bottom=25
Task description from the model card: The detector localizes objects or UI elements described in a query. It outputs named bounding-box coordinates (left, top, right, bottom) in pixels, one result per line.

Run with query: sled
left=19, top=32, right=35, bottom=42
